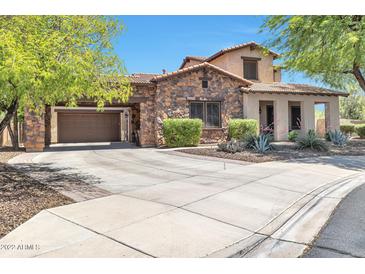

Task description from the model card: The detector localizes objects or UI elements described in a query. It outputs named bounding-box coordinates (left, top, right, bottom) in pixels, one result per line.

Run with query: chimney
left=162, top=69, right=167, bottom=74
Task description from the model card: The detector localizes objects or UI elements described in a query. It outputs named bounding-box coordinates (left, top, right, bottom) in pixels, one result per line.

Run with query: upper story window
left=190, top=101, right=221, bottom=128
left=242, top=57, right=260, bottom=80
left=202, top=79, right=208, bottom=88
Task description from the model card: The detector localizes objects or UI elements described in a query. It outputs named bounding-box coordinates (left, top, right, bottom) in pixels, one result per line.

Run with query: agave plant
left=251, top=134, right=272, bottom=153
left=328, top=130, right=349, bottom=146
left=244, top=134, right=257, bottom=149
left=297, top=129, right=328, bottom=151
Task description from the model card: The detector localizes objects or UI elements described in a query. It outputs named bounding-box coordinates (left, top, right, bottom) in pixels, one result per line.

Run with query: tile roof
left=242, top=82, right=348, bottom=96
left=127, top=73, right=159, bottom=85
left=179, top=56, right=207, bottom=69
left=152, top=62, right=253, bottom=86
left=185, top=56, right=206, bottom=61
left=204, top=41, right=280, bottom=62
left=179, top=41, right=280, bottom=69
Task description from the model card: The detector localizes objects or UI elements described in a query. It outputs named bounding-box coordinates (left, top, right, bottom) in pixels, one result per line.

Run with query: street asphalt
left=304, top=182, right=365, bottom=258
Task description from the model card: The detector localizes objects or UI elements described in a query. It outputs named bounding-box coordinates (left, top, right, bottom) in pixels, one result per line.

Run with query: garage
left=57, top=112, right=121, bottom=143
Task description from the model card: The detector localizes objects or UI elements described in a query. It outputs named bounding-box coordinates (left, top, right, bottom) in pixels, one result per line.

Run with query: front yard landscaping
left=0, top=148, right=74, bottom=238
left=178, top=138, right=365, bottom=163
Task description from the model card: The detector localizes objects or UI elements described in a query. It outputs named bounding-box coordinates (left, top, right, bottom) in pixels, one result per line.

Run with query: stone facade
left=153, top=67, right=245, bottom=146
left=22, top=67, right=252, bottom=151
left=23, top=108, right=45, bottom=152
left=22, top=42, right=344, bottom=151
left=131, top=85, right=156, bottom=147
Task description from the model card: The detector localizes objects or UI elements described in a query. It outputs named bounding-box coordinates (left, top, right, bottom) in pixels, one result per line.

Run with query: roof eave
left=205, top=42, right=280, bottom=63
left=153, top=62, right=253, bottom=86
left=131, top=82, right=156, bottom=87
left=240, top=88, right=349, bottom=97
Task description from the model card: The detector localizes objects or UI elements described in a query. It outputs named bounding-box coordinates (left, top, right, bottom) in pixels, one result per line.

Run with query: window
left=190, top=102, right=204, bottom=121
left=243, top=60, right=258, bottom=80
left=202, top=80, right=208, bottom=88
left=206, top=102, right=220, bottom=128
left=189, top=101, right=221, bottom=128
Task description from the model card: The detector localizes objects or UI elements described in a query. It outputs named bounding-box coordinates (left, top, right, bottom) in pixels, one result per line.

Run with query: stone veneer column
left=50, top=107, right=58, bottom=144
left=23, top=108, right=45, bottom=152
left=139, top=101, right=156, bottom=147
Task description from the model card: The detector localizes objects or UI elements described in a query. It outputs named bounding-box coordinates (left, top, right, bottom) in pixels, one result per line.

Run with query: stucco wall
left=274, top=68, right=281, bottom=82
left=243, top=92, right=340, bottom=140
left=210, top=47, right=275, bottom=83
left=154, top=68, right=245, bottom=145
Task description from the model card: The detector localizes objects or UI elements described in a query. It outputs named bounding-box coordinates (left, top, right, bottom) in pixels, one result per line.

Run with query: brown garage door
left=58, top=112, right=120, bottom=143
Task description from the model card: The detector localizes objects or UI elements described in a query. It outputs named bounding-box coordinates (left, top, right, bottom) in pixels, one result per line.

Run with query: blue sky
left=113, top=16, right=318, bottom=85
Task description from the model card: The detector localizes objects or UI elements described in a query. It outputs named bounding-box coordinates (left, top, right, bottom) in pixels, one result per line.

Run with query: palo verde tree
left=261, top=16, right=365, bottom=93
left=0, top=16, right=132, bottom=149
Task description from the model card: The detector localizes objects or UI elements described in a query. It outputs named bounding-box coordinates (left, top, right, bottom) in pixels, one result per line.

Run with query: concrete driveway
left=1, top=142, right=365, bottom=258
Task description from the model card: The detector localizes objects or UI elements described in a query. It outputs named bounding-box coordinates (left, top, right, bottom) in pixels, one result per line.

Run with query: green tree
left=340, top=87, right=365, bottom=120
left=261, top=16, right=365, bottom=93
left=0, top=16, right=132, bottom=149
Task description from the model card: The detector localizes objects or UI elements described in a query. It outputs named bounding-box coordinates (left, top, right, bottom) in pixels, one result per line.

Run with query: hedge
left=340, top=124, right=355, bottom=135
left=228, top=119, right=258, bottom=140
left=355, top=124, right=365, bottom=139
left=162, top=118, right=203, bottom=147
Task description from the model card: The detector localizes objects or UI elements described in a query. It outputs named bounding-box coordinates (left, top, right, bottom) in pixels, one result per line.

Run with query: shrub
left=163, top=118, right=202, bottom=147
left=288, top=130, right=299, bottom=142
left=355, top=124, right=365, bottom=139
left=340, top=124, right=355, bottom=135
left=251, top=134, right=272, bottom=153
left=297, top=130, right=328, bottom=151
left=328, top=130, right=349, bottom=146
left=217, top=139, right=246, bottom=154
left=228, top=119, right=258, bottom=140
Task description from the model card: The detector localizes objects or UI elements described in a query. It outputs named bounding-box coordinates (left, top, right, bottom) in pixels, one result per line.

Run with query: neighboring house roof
left=204, top=41, right=280, bottom=63
left=179, top=56, right=207, bottom=69
left=242, top=82, right=349, bottom=96
left=127, top=73, right=160, bottom=85
left=152, top=62, right=253, bottom=86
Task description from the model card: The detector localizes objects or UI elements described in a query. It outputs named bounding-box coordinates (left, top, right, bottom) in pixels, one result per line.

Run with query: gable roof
left=179, top=56, right=207, bottom=69
left=204, top=41, right=280, bottom=63
left=152, top=62, right=253, bottom=86
left=178, top=41, right=280, bottom=69
left=242, top=82, right=348, bottom=97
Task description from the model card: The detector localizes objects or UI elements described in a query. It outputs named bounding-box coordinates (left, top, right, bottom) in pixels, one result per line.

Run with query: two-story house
left=23, top=41, right=348, bottom=152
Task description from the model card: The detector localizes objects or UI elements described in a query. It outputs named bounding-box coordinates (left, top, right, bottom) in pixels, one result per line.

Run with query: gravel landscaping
left=178, top=138, right=365, bottom=163
left=0, top=163, right=74, bottom=238
left=0, top=147, right=75, bottom=238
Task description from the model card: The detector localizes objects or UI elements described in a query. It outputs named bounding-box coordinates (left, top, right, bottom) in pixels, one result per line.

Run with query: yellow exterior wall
left=210, top=47, right=275, bottom=83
